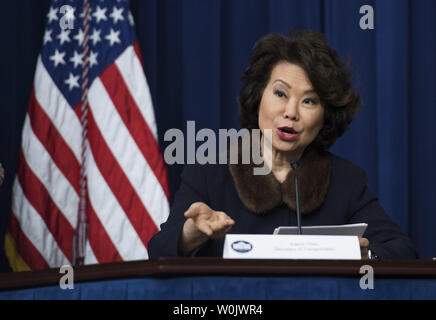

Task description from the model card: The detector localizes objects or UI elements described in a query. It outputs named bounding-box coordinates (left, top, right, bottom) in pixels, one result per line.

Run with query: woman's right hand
left=179, top=202, right=235, bottom=255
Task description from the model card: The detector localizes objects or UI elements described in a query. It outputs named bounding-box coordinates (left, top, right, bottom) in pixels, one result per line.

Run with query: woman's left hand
left=359, top=237, right=369, bottom=259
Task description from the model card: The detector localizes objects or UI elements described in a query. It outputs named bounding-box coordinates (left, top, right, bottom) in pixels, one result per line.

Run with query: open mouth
left=278, top=127, right=297, bottom=134
left=277, top=126, right=299, bottom=141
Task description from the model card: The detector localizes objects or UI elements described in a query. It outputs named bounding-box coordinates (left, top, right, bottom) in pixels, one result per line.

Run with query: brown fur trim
left=228, top=136, right=331, bottom=214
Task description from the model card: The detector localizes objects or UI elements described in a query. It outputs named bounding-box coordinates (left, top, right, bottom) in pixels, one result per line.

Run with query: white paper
left=223, top=234, right=361, bottom=260
left=273, top=223, right=367, bottom=237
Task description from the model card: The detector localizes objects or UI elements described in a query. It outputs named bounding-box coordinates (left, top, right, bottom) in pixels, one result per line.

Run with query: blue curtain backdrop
left=0, top=0, right=435, bottom=272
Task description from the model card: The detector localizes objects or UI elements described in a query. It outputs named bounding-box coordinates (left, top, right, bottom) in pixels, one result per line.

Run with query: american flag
left=5, top=0, right=170, bottom=270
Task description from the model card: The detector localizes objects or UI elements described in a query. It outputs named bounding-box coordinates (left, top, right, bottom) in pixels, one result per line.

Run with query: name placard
left=223, top=234, right=361, bottom=260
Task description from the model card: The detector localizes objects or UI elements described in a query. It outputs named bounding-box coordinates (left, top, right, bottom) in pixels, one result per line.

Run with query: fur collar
left=228, top=136, right=331, bottom=215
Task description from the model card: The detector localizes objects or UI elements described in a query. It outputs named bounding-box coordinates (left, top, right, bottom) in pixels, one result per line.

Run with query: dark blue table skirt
left=1, top=276, right=435, bottom=300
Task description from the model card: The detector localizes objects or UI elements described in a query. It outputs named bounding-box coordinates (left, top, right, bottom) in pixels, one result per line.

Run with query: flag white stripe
left=115, top=46, right=158, bottom=139
left=21, top=115, right=78, bottom=228
left=88, top=78, right=169, bottom=229
left=87, top=149, right=148, bottom=260
left=34, top=57, right=82, bottom=163
left=84, top=240, right=99, bottom=265
left=11, top=179, right=69, bottom=267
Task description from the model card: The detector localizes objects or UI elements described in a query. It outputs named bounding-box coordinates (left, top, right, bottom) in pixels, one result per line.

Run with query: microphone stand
left=290, top=159, right=302, bottom=235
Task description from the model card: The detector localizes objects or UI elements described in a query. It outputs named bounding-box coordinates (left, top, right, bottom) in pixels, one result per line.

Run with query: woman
left=148, top=29, right=417, bottom=259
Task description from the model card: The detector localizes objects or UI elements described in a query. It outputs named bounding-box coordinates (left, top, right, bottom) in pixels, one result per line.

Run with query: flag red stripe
left=99, top=63, right=170, bottom=200
left=28, top=89, right=80, bottom=194
left=16, top=149, right=74, bottom=262
left=87, top=197, right=123, bottom=263
left=133, top=41, right=144, bottom=68
left=8, top=211, right=50, bottom=270
left=87, top=110, right=159, bottom=249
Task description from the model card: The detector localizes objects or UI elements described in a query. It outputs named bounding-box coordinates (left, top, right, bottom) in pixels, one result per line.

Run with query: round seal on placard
left=231, top=240, right=253, bottom=253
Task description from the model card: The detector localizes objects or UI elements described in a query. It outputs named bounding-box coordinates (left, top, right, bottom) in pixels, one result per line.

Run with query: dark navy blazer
left=148, top=153, right=417, bottom=259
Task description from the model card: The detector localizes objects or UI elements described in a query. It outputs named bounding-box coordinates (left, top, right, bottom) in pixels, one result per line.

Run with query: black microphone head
left=290, top=159, right=299, bottom=170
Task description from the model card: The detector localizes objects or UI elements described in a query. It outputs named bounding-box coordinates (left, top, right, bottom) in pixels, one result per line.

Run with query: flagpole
left=74, top=0, right=91, bottom=267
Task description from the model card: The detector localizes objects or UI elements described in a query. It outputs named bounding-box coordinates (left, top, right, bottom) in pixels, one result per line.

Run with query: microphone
left=290, top=159, right=302, bottom=235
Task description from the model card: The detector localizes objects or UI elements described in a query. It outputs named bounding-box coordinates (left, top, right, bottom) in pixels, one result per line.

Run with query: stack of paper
left=273, top=223, right=367, bottom=237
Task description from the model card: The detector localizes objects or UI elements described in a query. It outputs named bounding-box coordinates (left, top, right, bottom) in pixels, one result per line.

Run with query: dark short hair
left=237, top=28, right=361, bottom=152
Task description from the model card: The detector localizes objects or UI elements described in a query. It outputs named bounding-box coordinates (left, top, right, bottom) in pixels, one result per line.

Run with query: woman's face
left=258, top=62, right=324, bottom=159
